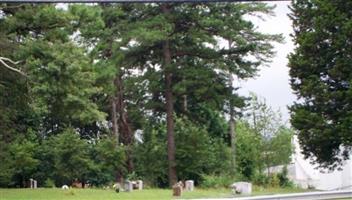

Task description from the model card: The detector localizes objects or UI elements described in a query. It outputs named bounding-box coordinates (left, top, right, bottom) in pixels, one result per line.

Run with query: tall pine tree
left=289, top=0, right=352, bottom=169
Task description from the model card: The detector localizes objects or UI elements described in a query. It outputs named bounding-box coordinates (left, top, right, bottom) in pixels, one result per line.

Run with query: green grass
left=0, top=187, right=307, bottom=200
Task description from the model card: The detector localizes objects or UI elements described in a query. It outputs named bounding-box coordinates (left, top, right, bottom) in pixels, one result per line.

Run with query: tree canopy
left=0, top=3, right=291, bottom=188
left=289, top=0, right=352, bottom=169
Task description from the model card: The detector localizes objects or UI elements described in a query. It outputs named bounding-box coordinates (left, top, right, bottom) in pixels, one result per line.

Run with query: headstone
left=29, top=178, right=33, bottom=188
left=62, top=185, right=69, bottom=190
left=172, top=181, right=183, bottom=197
left=29, top=178, right=37, bottom=189
left=137, top=180, right=143, bottom=190
left=113, top=183, right=121, bottom=193
left=132, top=181, right=137, bottom=189
left=185, top=180, right=194, bottom=191
left=72, top=180, right=83, bottom=188
left=124, top=180, right=133, bottom=192
left=230, top=182, right=252, bottom=195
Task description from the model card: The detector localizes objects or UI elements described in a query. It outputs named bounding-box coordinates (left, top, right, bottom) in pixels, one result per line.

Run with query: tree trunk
left=114, top=73, right=134, bottom=173
left=228, top=39, right=236, bottom=173
left=161, top=3, right=177, bottom=187
left=182, top=95, right=188, bottom=112
left=111, top=96, right=119, bottom=144
left=229, top=106, right=236, bottom=172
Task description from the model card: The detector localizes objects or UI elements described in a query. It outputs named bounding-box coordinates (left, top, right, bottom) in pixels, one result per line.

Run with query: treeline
left=0, top=3, right=291, bottom=188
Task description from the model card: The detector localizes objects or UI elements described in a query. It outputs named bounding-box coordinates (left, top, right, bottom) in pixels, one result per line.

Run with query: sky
left=238, top=1, right=296, bottom=123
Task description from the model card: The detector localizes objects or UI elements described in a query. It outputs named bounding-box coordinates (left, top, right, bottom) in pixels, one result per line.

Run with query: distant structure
left=270, top=136, right=352, bottom=190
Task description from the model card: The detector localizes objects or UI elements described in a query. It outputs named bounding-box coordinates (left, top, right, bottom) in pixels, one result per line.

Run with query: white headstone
left=137, top=180, right=143, bottom=190
left=62, top=185, right=69, bottom=190
left=231, top=182, right=252, bottom=195
left=124, top=180, right=133, bottom=192
left=29, top=178, right=34, bottom=189
left=33, top=180, right=37, bottom=189
left=185, top=180, right=194, bottom=191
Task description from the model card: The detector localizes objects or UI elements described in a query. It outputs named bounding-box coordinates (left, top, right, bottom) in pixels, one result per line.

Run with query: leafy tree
left=246, top=94, right=293, bottom=174
left=134, top=117, right=232, bottom=187
left=7, top=134, right=39, bottom=188
left=89, top=137, right=126, bottom=186
left=1, top=4, right=105, bottom=137
left=235, top=121, right=261, bottom=180
left=133, top=123, right=169, bottom=187
left=289, top=0, right=352, bottom=169
left=21, top=40, right=105, bottom=135
left=0, top=7, right=36, bottom=187
left=42, top=129, right=93, bottom=186
left=0, top=3, right=284, bottom=188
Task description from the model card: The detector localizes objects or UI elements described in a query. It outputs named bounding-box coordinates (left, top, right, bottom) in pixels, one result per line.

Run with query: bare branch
left=0, top=56, right=27, bottom=76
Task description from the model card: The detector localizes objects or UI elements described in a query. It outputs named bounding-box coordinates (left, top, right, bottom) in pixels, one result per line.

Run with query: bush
left=200, top=174, right=234, bottom=188
left=269, top=174, right=280, bottom=188
left=252, top=173, right=269, bottom=186
left=134, top=117, right=232, bottom=187
left=126, top=172, right=140, bottom=181
left=277, top=166, right=294, bottom=188
left=235, top=122, right=261, bottom=181
left=44, top=178, right=56, bottom=188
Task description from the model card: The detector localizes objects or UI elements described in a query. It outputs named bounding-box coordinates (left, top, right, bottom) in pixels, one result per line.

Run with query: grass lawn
left=0, top=187, right=307, bottom=200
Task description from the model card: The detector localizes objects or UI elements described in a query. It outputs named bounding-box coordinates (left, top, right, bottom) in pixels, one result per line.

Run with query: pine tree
left=121, top=3, right=281, bottom=185
left=289, top=0, right=352, bottom=169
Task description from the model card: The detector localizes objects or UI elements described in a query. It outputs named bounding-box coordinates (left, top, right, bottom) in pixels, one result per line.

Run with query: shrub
left=269, top=174, right=280, bottom=187
left=44, top=178, right=56, bottom=188
left=134, top=117, right=232, bottom=187
left=200, top=174, right=234, bottom=188
left=252, top=173, right=269, bottom=186
left=277, top=166, right=294, bottom=188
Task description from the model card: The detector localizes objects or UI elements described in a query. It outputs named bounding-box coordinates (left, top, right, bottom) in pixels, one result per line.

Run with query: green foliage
left=200, top=174, right=234, bottom=189
left=0, top=141, right=14, bottom=187
left=89, top=138, right=126, bottom=186
left=252, top=173, right=269, bottom=186
left=8, top=137, right=39, bottom=187
left=0, top=3, right=285, bottom=188
left=277, top=166, right=294, bottom=188
left=42, top=129, right=93, bottom=186
left=174, top=117, right=232, bottom=182
left=43, top=178, right=56, bottom=188
left=289, top=0, right=352, bottom=169
left=135, top=117, right=232, bottom=187
left=133, top=122, right=168, bottom=187
left=246, top=94, right=293, bottom=172
left=268, top=174, right=280, bottom=188
left=21, top=40, right=106, bottom=135
left=235, top=122, right=261, bottom=180
left=188, top=104, right=229, bottom=141
left=252, top=167, right=294, bottom=188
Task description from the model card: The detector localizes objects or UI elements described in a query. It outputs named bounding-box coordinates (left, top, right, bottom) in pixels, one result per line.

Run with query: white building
left=286, top=136, right=352, bottom=190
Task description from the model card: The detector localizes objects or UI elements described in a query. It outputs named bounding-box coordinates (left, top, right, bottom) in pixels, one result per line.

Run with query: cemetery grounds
left=0, top=187, right=307, bottom=200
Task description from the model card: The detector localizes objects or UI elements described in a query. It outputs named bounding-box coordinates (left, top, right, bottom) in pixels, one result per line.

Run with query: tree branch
left=0, top=57, right=26, bottom=76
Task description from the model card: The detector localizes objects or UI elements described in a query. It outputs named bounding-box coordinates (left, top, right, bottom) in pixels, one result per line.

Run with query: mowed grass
left=0, top=187, right=307, bottom=200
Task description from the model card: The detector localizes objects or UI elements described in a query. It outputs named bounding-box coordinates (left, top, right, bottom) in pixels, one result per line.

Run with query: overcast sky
left=238, top=1, right=296, bottom=123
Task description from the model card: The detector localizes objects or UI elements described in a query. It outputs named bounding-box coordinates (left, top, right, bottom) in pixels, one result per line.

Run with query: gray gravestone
left=185, top=180, right=194, bottom=191
left=231, top=182, right=252, bottom=195
left=29, top=178, right=33, bottom=188
left=137, top=180, right=143, bottom=190
left=124, top=180, right=133, bottom=192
